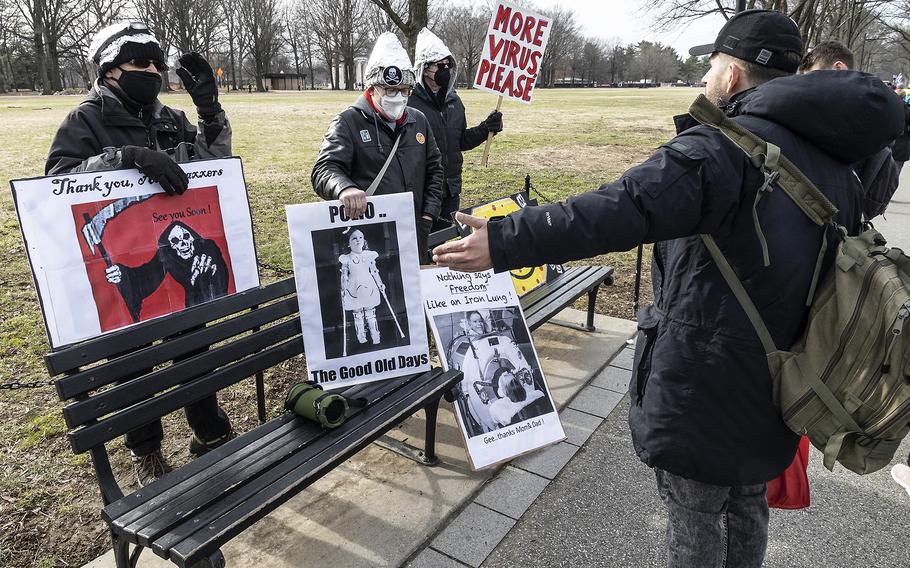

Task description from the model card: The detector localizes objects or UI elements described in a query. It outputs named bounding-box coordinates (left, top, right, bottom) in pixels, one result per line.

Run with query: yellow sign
left=466, top=196, right=547, bottom=296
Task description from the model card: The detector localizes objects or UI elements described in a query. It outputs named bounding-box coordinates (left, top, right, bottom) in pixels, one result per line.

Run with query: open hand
left=191, top=254, right=216, bottom=285
left=432, top=212, right=493, bottom=272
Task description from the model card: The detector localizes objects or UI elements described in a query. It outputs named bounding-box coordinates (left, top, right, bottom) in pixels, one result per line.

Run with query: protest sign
left=288, top=194, right=430, bottom=389
left=455, top=192, right=564, bottom=296
left=423, top=267, right=564, bottom=470
left=474, top=1, right=551, bottom=103
left=475, top=1, right=551, bottom=164
left=11, top=157, right=259, bottom=348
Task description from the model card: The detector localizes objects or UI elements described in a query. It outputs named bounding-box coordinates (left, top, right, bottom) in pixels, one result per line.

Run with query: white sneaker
left=891, top=463, right=910, bottom=496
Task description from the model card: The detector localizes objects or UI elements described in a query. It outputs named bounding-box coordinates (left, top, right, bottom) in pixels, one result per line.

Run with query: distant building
left=263, top=72, right=306, bottom=91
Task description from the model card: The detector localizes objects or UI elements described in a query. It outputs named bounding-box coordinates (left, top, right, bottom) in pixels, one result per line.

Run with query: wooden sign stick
left=481, top=95, right=504, bottom=167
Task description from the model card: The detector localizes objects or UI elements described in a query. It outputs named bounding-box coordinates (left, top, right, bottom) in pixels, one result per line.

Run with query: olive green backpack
left=688, top=95, right=910, bottom=474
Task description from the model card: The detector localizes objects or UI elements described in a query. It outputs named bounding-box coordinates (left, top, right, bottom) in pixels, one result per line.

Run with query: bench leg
left=585, top=285, right=598, bottom=332
left=373, top=398, right=441, bottom=467
left=111, top=532, right=142, bottom=568
left=423, top=398, right=440, bottom=465
left=255, top=370, right=267, bottom=424
left=189, top=550, right=226, bottom=568
left=549, top=285, right=599, bottom=333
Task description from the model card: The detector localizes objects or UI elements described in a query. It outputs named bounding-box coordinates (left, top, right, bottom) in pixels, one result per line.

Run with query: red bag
left=767, top=436, right=811, bottom=509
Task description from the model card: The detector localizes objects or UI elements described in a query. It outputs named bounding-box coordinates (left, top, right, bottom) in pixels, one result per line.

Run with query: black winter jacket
left=487, top=71, right=904, bottom=486
left=407, top=83, right=490, bottom=197
left=311, top=94, right=445, bottom=221
left=45, top=80, right=231, bottom=175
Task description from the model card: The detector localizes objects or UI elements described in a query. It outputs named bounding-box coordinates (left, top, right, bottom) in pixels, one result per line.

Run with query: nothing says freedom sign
left=474, top=1, right=551, bottom=104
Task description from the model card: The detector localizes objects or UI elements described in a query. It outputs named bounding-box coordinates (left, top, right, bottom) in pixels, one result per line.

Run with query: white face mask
left=380, top=92, right=408, bottom=120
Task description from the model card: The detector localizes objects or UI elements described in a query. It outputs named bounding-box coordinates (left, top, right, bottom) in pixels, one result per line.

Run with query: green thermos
left=284, top=382, right=349, bottom=429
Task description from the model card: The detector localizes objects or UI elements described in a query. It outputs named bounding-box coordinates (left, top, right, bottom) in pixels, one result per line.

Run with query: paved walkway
left=412, top=346, right=910, bottom=568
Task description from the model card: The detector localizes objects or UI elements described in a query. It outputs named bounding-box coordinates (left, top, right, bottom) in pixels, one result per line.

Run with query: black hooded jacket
left=311, top=94, right=445, bottom=222
left=45, top=80, right=231, bottom=175
left=486, top=71, right=904, bottom=486
left=408, top=82, right=490, bottom=197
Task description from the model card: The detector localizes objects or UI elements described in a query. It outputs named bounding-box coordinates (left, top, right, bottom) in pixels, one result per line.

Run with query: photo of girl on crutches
left=339, top=228, right=405, bottom=356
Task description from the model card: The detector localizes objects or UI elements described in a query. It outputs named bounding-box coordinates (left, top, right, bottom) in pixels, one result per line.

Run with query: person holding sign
left=434, top=10, right=905, bottom=566
left=44, top=22, right=234, bottom=487
left=409, top=28, right=503, bottom=230
left=311, top=32, right=444, bottom=262
left=45, top=21, right=232, bottom=194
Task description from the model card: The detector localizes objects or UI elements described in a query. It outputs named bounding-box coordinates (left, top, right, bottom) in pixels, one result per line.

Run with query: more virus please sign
left=474, top=1, right=551, bottom=104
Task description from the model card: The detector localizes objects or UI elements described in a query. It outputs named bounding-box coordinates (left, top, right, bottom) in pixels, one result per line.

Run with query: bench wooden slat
left=46, top=278, right=296, bottom=376
left=427, top=225, right=459, bottom=248
left=523, top=267, right=613, bottom=331
left=57, top=296, right=300, bottom=401
left=521, top=266, right=596, bottom=314
left=63, top=318, right=302, bottom=428
left=110, top=380, right=398, bottom=542
left=68, top=337, right=304, bottom=453
left=167, top=369, right=462, bottom=567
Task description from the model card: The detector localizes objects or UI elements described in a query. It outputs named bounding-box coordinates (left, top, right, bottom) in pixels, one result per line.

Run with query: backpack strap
left=688, top=95, right=840, bottom=228
left=700, top=234, right=777, bottom=355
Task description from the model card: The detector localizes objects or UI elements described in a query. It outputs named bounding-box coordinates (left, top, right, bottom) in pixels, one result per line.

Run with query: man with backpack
left=433, top=10, right=905, bottom=567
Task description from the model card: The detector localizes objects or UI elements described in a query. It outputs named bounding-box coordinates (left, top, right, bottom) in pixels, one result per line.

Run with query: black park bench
left=45, top=277, right=462, bottom=568
left=427, top=225, right=615, bottom=333
left=47, top=236, right=611, bottom=568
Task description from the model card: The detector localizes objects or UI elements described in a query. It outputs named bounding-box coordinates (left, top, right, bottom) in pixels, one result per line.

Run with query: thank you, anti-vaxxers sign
left=474, top=1, right=551, bottom=103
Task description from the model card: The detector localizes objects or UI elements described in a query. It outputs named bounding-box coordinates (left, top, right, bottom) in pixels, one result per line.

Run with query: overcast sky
left=519, top=1, right=729, bottom=57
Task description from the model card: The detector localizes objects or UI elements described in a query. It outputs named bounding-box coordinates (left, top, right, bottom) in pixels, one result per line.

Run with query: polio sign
left=474, top=1, right=552, bottom=104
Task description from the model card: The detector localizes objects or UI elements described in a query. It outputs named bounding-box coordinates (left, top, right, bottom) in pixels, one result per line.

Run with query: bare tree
left=538, top=5, right=580, bottom=87
left=238, top=0, right=281, bottom=91
left=167, top=0, right=222, bottom=57
left=15, top=0, right=52, bottom=92
left=435, top=3, right=486, bottom=87
left=66, top=0, right=129, bottom=88
left=367, top=0, right=428, bottom=57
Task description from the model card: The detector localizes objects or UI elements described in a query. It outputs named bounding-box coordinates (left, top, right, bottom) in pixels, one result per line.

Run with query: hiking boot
left=189, top=429, right=235, bottom=457
left=133, top=450, right=171, bottom=488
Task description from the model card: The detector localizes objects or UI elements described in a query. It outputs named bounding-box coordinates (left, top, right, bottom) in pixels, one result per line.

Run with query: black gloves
left=417, top=217, right=434, bottom=264
left=482, top=111, right=503, bottom=134
left=176, top=52, right=222, bottom=119
left=121, top=146, right=189, bottom=195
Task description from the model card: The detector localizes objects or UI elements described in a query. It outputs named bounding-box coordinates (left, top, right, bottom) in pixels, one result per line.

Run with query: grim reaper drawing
left=104, top=221, right=229, bottom=319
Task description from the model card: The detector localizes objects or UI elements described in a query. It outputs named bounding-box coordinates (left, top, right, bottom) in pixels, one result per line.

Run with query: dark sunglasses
left=129, top=58, right=166, bottom=71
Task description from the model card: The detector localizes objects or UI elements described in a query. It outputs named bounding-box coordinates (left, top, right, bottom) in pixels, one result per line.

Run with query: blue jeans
left=655, top=469, right=769, bottom=568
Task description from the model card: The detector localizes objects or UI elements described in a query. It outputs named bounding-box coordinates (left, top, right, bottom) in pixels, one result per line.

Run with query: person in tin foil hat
left=311, top=32, right=444, bottom=263
left=434, top=10, right=905, bottom=567
left=45, top=22, right=234, bottom=487
left=46, top=21, right=232, bottom=196
left=409, top=27, right=503, bottom=231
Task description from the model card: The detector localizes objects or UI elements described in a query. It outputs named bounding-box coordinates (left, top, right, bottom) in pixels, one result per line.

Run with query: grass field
left=0, top=87, right=698, bottom=567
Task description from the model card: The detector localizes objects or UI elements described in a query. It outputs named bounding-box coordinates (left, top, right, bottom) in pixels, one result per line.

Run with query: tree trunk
left=32, top=0, right=51, bottom=94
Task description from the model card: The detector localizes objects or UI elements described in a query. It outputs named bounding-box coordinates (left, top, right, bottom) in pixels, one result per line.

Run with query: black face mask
left=113, top=69, right=162, bottom=106
left=434, top=66, right=451, bottom=91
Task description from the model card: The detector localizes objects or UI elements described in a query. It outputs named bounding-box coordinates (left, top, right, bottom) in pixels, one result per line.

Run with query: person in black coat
left=311, top=32, right=444, bottom=262
left=799, top=39, right=907, bottom=219
left=434, top=11, right=904, bottom=567
left=409, top=28, right=503, bottom=230
left=46, top=21, right=234, bottom=487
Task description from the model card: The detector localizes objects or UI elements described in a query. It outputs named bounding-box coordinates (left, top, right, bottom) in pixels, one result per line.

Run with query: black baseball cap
left=689, top=10, right=803, bottom=73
